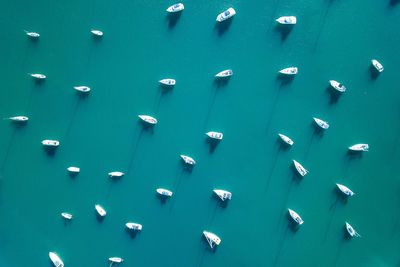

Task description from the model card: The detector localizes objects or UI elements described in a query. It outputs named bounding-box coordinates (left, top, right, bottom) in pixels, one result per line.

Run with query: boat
left=73, top=86, right=91, bottom=93
left=279, top=67, right=298, bottom=75
left=293, top=160, right=308, bottom=177
left=329, top=80, right=346, bottom=92
left=29, top=73, right=46, bottom=79
left=313, top=117, right=329, bottom=129
left=215, top=69, right=233, bottom=78
left=216, top=7, right=236, bottom=22
left=24, top=30, right=40, bottom=38
left=278, top=133, right=294, bottom=146
left=336, top=183, right=355, bottom=196
left=203, top=231, right=221, bottom=248
left=156, top=188, right=173, bottom=197
left=371, top=59, right=384, bottom=72
left=67, top=167, right=80, bottom=173
left=159, top=78, right=176, bottom=86
left=348, top=144, right=369, bottom=152
left=138, top=115, right=157, bottom=125
left=61, top=212, right=73, bottom=220
left=108, top=171, right=124, bottom=178
left=180, top=155, right=196, bottom=165
left=6, top=116, right=29, bottom=122
left=91, top=29, right=103, bottom=36
left=288, top=209, right=304, bottom=225
left=276, top=16, right=297, bottom=25
left=166, top=3, right=184, bottom=12
left=126, top=222, right=143, bottom=231
left=213, top=189, right=232, bottom=201
left=345, top=222, right=361, bottom=238
left=42, top=140, right=60, bottom=147
left=206, top=131, right=223, bottom=140
left=109, top=257, right=124, bottom=265
left=95, top=204, right=106, bottom=217
left=49, top=252, right=64, bottom=267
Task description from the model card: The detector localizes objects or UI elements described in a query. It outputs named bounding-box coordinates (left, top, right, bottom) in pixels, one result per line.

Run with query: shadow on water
left=153, top=87, right=173, bottom=114
left=65, top=96, right=87, bottom=139
left=211, top=194, right=230, bottom=209
left=42, top=146, right=58, bottom=157
left=213, top=77, right=231, bottom=88
left=166, top=12, right=182, bottom=29
left=274, top=25, right=293, bottom=42
left=95, top=212, right=105, bottom=222
left=326, top=86, right=342, bottom=105
left=368, top=65, right=380, bottom=80
left=389, top=0, right=400, bottom=6
left=276, top=73, right=295, bottom=87
left=205, top=138, right=220, bottom=154
left=127, top=128, right=144, bottom=174
left=125, top=228, right=140, bottom=239
left=214, top=19, right=233, bottom=36
left=156, top=193, right=171, bottom=205
left=345, top=150, right=363, bottom=161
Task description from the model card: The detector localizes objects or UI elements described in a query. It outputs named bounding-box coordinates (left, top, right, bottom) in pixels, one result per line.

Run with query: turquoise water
left=0, top=0, right=400, bottom=266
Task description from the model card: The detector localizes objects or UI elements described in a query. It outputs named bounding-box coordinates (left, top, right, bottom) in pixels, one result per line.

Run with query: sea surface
left=0, top=0, right=399, bottom=266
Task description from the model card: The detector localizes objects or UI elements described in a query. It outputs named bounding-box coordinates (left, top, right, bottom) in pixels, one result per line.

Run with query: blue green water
left=0, top=0, right=400, bottom=266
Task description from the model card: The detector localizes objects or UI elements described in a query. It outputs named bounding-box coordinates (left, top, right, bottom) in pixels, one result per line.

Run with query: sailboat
left=49, top=252, right=64, bottom=267
left=203, top=231, right=221, bottom=248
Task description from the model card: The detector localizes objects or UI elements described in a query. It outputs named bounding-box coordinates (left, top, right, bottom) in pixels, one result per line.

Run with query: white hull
left=95, top=204, right=107, bottom=217
left=30, top=73, right=46, bottom=79
left=49, top=252, right=64, bottom=267
left=61, top=212, right=73, bottom=220
left=371, top=59, right=384, bottom=72
left=336, top=183, right=355, bottom=196
left=279, top=67, right=298, bottom=75
left=109, top=171, right=125, bottom=178
left=42, top=140, right=60, bottom=147
left=166, top=3, right=184, bottom=12
left=345, top=222, right=361, bottom=237
left=278, top=133, right=294, bottom=146
left=288, top=209, right=304, bottom=225
left=329, top=80, right=346, bottom=92
left=215, top=69, right=233, bottom=77
left=348, top=144, right=369, bottom=152
left=203, top=231, right=221, bottom=248
left=74, top=86, right=91, bottom=92
left=313, top=117, right=329, bottom=129
left=276, top=16, right=297, bottom=25
left=25, top=30, right=40, bottom=38
left=206, top=131, right=223, bottom=140
left=156, top=188, right=173, bottom=197
left=138, top=115, right=157, bottom=125
left=159, top=78, right=176, bottom=86
left=67, top=166, right=80, bottom=173
left=216, top=7, right=236, bottom=22
left=213, top=189, right=232, bottom=201
left=180, top=155, right=196, bottom=165
left=293, top=160, right=308, bottom=177
left=109, top=257, right=124, bottom=264
left=7, top=116, right=29, bottom=122
left=126, top=222, right=143, bottom=231
left=91, top=29, right=103, bottom=36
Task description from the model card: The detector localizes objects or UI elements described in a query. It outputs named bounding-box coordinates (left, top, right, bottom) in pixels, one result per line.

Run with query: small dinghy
left=95, top=204, right=107, bottom=217
left=73, top=86, right=90, bottom=93
left=138, top=115, right=157, bottom=125
left=67, top=167, right=80, bottom=173
left=49, top=252, right=64, bottom=267
left=159, top=78, right=176, bottom=86
left=109, top=257, right=123, bottom=265
left=61, top=212, right=73, bottom=220
left=336, top=183, right=355, bottom=196
left=313, top=117, right=329, bottom=129
left=166, top=3, right=184, bottom=13
left=345, top=222, right=361, bottom=238
left=215, top=69, right=233, bottom=78
left=206, top=131, right=223, bottom=140
left=371, top=59, right=384, bottom=73
left=216, top=7, right=236, bottom=22
left=126, top=222, right=142, bottom=231
left=279, top=67, right=298, bottom=75
left=108, top=171, right=124, bottom=178
left=276, top=16, right=297, bottom=25
left=293, top=160, right=308, bottom=177
left=278, top=133, right=294, bottom=146
left=213, top=189, right=232, bottom=201
left=180, top=155, right=196, bottom=165
left=42, top=140, right=60, bottom=147
left=288, top=208, right=304, bottom=225
left=29, top=73, right=46, bottom=79
left=348, top=144, right=369, bottom=152
left=156, top=188, right=173, bottom=197
left=203, top=231, right=221, bottom=248
left=329, top=80, right=346, bottom=92
left=5, top=116, right=29, bottom=122
left=24, top=30, right=40, bottom=38
left=91, top=29, right=103, bottom=36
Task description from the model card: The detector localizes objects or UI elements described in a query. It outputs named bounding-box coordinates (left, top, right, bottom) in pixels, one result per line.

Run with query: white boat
left=345, top=222, right=361, bottom=237
left=206, top=131, right=223, bottom=140
left=215, top=69, right=233, bottom=78
left=109, top=257, right=124, bottom=264
left=278, top=133, right=294, bottom=146
left=108, top=171, right=125, bottom=178
left=29, top=73, right=46, bottom=79
left=156, top=188, right=173, bottom=197
left=159, top=78, right=176, bottom=86
left=91, top=29, right=103, bottom=36
left=126, top=222, right=143, bottom=231
left=216, top=7, right=236, bottom=22
left=49, top=252, right=64, bottom=267
left=166, top=3, right=184, bottom=13
left=371, top=59, right=384, bottom=72
left=67, top=166, right=80, bottom=173
left=288, top=209, right=304, bottom=225
left=213, top=189, right=232, bottom=201
left=203, top=231, right=221, bottom=248
left=6, top=116, right=29, bottom=122
left=336, top=183, right=355, bottom=196
left=73, top=86, right=91, bottom=93
left=348, top=144, right=369, bottom=152
left=24, top=30, right=40, bottom=38
left=313, top=117, right=329, bottom=129
left=95, top=204, right=106, bottom=217
left=329, top=80, right=346, bottom=92
left=61, top=212, right=73, bottom=220
left=293, top=160, right=308, bottom=177
left=279, top=67, right=298, bottom=75
left=42, top=140, right=60, bottom=147
left=180, top=155, right=196, bottom=165
left=138, top=115, right=157, bottom=125
left=276, top=16, right=297, bottom=25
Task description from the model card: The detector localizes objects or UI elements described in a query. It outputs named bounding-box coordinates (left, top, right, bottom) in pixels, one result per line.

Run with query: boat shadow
left=213, top=77, right=231, bottom=88
left=205, top=138, right=220, bottom=154
left=276, top=74, right=294, bottom=88
left=211, top=194, right=229, bottom=209
left=277, top=138, right=292, bottom=151
left=181, top=162, right=194, bottom=174
left=286, top=215, right=301, bottom=233
left=166, top=12, right=182, bottom=29
left=326, top=86, right=342, bottom=105
left=125, top=228, right=140, bottom=239
left=42, top=146, right=58, bottom=156
left=138, top=121, right=155, bottom=134
left=311, top=122, right=325, bottom=138
left=389, top=0, right=400, bottom=6
left=345, top=150, right=363, bottom=160
left=156, top=193, right=170, bottom=204
left=159, top=84, right=174, bottom=95
left=330, top=189, right=349, bottom=209
left=201, top=235, right=218, bottom=253
left=214, top=19, right=233, bottom=36
left=274, top=25, right=293, bottom=42
left=67, top=171, right=79, bottom=179
left=368, top=65, right=380, bottom=80
left=95, top=212, right=105, bottom=222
